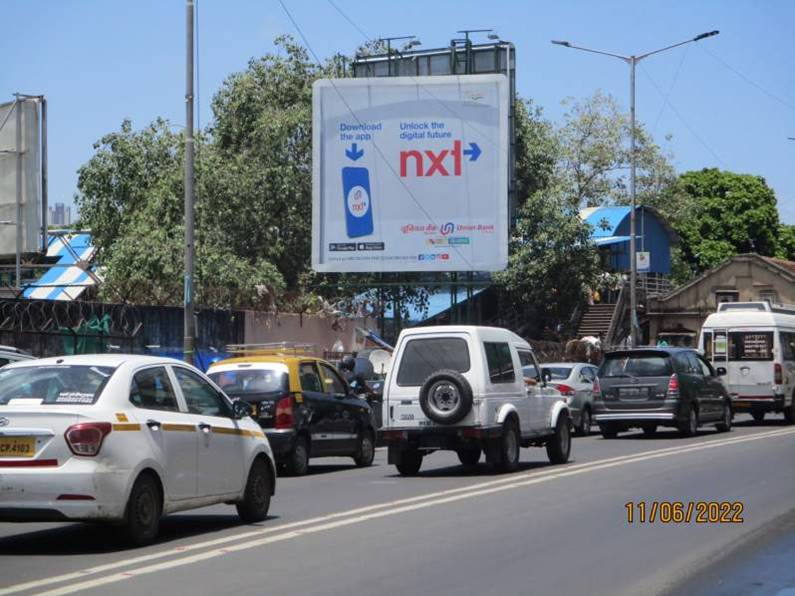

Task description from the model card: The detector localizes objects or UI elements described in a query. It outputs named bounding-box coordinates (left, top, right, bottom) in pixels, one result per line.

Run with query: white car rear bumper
left=0, top=458, right=131, bottom=521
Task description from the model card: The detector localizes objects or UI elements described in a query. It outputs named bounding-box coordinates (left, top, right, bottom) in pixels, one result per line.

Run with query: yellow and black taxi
left=207, top=344, right=376, bottom=476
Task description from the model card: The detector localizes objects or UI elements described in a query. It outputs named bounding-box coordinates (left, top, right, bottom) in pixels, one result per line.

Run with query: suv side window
left=685, top=352, right=705, bottom=376
left=517, top=350, right=539, bottom=380
left=695, top=355, right=714, bottom=377
left=174, top=367, right=232, bottom=417
left=299, top=362, right=324, bottom=393
left=673, top=353, right=694, bottom=374
left=484, top=342, right=516, bottom=384
left=130, top=366, right=179, bottom=412
left=580, top=367, right=595, bottom=383
left=319, top=363, right=347, bottom=395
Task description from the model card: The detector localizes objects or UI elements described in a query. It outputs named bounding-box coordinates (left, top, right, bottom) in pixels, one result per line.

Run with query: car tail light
left=64, top=422, right=112, bottom=457
left=555, top=384, right=576, bottom=397
left=275, top=395, right=294, bottom=429
left=774, top=363, right=783, bottom=385
left=592, top=378, right=602, bottom=400
left=667, top=374, right=680, bottom=398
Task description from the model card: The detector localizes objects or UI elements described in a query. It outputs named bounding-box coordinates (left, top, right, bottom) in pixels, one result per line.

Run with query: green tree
left=557, top=91, right=677, bottom=211
left=776, top=224, right=795, bottom=261
left=673, top=168, right=781, bottom=271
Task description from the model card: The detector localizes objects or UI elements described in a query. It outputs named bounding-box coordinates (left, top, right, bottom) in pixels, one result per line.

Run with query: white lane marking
left=25, top=427, right=795, bottom=596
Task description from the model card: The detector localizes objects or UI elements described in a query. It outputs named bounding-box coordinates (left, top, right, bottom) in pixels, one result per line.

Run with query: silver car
left=540, top=363, right=599, bottom=436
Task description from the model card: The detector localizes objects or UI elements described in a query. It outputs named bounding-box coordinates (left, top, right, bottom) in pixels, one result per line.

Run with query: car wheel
left=457, top=446, right=481, bottom=470
left=679, top=404, right=698, bottom=437
left=751, top=411, right=765, bottom=423
left=578, top=407, right=592, bottom=437
left=599, top=424, right=619, bottom=439
left=497, top=419, right=520, bottom=473
left=236, top=457, right=273, bottom=523
left=418, top=370, right=473, bottom=425
left=286, top=436, right=310, bottom=476
left=353, top=430, right=375, bottom=467
left=122, top=473, right=162, bottom=547
left=546, top=413, right=571, bottom=465
left=395, top=449, right=423, bottom=476
left=716, top=401, right=733, bottom=433
left=642, top=424, right=657, bottom=437
left=784, top=398, right=795, bottom=425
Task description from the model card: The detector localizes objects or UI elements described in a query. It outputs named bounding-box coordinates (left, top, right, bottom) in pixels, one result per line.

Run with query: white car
left=381, top=326, right=572, bottom=475
left=0, top=355, right=276, bottom=545
left=536, top=362, right=600, bottom=436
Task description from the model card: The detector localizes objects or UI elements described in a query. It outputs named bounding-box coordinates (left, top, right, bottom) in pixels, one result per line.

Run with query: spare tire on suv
left=419, top=369, right=473, bottom=425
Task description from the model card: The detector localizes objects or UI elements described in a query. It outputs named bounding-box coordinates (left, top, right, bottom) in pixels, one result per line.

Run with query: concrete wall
left=243, top=311, right=377, bottom=353
left=647, top=255, right=795, bottom=343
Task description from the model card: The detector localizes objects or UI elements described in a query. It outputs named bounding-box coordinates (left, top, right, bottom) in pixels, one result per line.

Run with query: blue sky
left=2, top=0, right=794, bottom=222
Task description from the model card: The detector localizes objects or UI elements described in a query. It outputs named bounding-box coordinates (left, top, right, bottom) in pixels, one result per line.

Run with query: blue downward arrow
left=345, top=143, right=364, bottom=161
left=463, top=142, right=481, bottom=162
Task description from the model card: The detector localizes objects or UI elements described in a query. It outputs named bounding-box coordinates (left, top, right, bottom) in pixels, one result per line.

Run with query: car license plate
left=619, top=387, right=647, bottom=399
left=0, top=437, right=36, bottom=458
left=258, top=402, right=274, bottom=418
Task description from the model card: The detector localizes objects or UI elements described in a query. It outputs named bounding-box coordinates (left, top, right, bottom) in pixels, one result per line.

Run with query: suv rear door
left=598, top=351, right=673, bottom=410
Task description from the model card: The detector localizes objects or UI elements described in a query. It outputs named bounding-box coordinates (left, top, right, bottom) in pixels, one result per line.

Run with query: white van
left=699, top=302, right=795, bottom=423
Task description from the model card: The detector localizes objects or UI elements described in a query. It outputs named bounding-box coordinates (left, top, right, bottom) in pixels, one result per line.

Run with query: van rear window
left=600, top=353, right=673, bottom=378
left=396, top=338, right=470, bottom=387
left=729, top=332, right=773, bottom=361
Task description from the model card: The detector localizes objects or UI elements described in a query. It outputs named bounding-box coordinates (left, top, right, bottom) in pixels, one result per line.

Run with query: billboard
left=0, top=99, right=42, bottom=257
left=312, top=74, right=509, bottom=273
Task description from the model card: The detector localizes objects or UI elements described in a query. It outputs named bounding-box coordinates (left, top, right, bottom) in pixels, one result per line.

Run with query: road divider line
left=20, top=427, right=795, bottom=596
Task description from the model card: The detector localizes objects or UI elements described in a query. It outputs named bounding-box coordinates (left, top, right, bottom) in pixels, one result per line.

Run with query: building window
left=758, top=290, right=778, bottom=305
left=715, top=291, right=739, bottom=308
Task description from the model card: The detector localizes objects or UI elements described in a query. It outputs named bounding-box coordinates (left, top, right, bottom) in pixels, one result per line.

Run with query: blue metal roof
left=384, top=286, right=487, bottom=323
left=23, top=233, right=97, bottom=301
left=580, top=206, right=633, bottom=238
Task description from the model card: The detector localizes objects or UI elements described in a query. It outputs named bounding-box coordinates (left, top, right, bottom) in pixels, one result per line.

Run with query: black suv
left=593, top=348, right=732, bottom=438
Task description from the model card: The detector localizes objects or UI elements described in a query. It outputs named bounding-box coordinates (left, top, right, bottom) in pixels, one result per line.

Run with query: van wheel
left=716, top=402, right=733, bottom=433
left=122, top=473, right=162, bottom=547
left=395, top=449, right=423, bottom=476
left=751, top=411, right=765, bottom=423
left=679, top=405, right=698, bottom=437
left=236, top=458, right=272, bottom=523
left=547, top=413, right=571, bottom=465
left=600, top=424, right=619, bottom=439
left=457, top=446, right=481, bottom=470
left=286, top=436, right=309, bottom=476
left=353, top=430, right=375, bottom=467
left=496, top=419, right=520, bottom=473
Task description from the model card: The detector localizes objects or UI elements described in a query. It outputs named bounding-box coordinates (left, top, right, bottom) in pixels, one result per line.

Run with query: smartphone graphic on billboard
left=342, top=167, right=374, bottom=238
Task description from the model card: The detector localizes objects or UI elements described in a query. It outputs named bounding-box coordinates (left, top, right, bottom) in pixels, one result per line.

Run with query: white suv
left=381, top=326, right=572, bottom=475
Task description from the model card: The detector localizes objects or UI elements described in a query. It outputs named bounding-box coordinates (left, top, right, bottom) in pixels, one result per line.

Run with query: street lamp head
left=551, top=40, right=571, bottom=47
left=694, top=30, right=720, bottom=41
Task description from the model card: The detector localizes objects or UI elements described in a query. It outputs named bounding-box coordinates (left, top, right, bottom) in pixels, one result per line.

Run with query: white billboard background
left=312, top=75, right=508, bottom=273
left=0, top=99, right=42, bottom=256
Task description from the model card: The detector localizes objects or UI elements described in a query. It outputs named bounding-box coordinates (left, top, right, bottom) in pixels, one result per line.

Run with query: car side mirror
left=232, top=399, right=253, bottom=419
left=716, top=367, right=727, bottom=376
left=541, top=370, right=552, bottom=384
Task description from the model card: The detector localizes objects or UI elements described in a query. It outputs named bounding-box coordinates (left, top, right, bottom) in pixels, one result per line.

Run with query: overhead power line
left=651, top=45, right=690, bottom=135
left=640, top=64, right=727, bottom=168
left=697, top=44, right=795, bottom=113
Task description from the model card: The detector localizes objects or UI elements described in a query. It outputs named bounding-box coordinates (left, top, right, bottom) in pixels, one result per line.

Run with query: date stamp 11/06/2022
left=625, top=501, right=744, bottom=524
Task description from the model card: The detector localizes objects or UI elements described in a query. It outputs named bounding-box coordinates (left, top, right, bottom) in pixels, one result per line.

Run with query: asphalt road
left=1, top=414, right=794, bottom=596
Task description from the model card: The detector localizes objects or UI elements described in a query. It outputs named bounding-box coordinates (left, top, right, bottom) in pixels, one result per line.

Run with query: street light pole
left=552, top=31, right=719, bottom=346
left=184, top=0, right=195, bottom=364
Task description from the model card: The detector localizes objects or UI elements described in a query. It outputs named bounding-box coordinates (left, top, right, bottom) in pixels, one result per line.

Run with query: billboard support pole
left=14, top=95, right=22, bottom=291
left=40, top=97, right=48, bottom=254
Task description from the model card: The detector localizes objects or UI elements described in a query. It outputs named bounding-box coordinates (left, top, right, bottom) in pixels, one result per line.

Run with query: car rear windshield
left=396, top=337, right=470, bottom=387
left=208, top=368, right=289, bottom=396
left=544, top=367, right=573, bottom=380
left=0, top=365, right=116, bottom=405
left=600, top=353, right=673, bottom=378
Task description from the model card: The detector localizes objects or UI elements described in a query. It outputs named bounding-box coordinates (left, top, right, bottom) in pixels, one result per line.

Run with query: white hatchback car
left=0, top=355, right=276, bottom=545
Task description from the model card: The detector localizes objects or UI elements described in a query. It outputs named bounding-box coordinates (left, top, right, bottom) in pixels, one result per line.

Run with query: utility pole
left=183, top=0, right=195, bottom=364
left=552, top=30, right=719, bottom=346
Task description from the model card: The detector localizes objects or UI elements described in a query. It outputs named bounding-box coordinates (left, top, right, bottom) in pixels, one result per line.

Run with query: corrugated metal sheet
left=22, top=234, right=97, bottom=301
